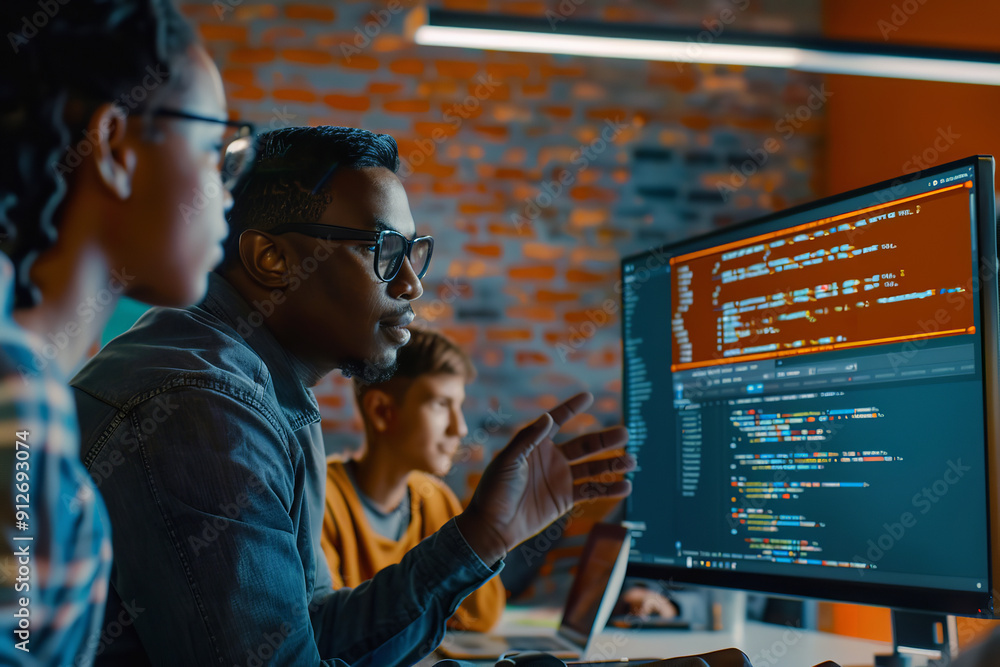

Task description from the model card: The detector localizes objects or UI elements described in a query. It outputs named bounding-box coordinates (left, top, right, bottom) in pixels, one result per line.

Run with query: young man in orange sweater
left=322, top=328, right=505, bottom=632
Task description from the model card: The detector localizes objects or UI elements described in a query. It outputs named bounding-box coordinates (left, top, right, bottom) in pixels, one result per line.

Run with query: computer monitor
left=621, top=155, right=1000, bottom=620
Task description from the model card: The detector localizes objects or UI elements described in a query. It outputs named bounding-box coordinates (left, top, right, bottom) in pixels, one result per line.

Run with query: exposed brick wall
left=179, top=0, right=827, bottom=502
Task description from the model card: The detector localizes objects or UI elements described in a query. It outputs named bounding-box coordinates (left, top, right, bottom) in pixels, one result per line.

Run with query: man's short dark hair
left=223, top=126, right=400, bottom=266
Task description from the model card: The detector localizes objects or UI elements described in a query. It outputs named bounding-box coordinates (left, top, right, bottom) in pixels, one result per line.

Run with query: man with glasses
left=71, top=126, right=633, bottom=665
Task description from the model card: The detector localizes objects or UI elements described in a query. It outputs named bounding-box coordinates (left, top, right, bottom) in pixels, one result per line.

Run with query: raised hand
left=455, top=392, right=633, bottom=566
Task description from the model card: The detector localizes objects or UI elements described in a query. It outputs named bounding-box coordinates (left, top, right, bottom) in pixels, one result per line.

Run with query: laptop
left=438, top=522, right=631, bottom=660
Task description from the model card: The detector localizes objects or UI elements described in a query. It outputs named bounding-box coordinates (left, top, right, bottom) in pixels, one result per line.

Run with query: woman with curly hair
left=0, top=1, right=243, bottom=663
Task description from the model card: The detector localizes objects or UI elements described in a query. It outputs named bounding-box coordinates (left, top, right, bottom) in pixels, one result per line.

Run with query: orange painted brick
left=541, top=106, right=573, bottom=120
left=605, top=378, right=622, bottom=393
left=566, top=268, right=608, bottom=283
left=221, top=68, right=256, bottom=86
left=464, top=243, right=502, bottom=258
left=486, top=62, right=532, bottom=79
left=474, top=125, right=508, bottom=141
left=443, top=0, right=489, bottom=9
left=316, top=394, right=343, bottom=409
left=507, top=307, right=555, bottom=322
left=432, top=182, right=465, bottom=196
left=372, top=35, right=408, bottom=53
left=486, top=328, right=532, bottom=342
left=509, top=265, right=556, bottom=281
left=488, top=223, right=533, bottom=237
left=589, top=348, right=620, bottom=367
left=234, top=4, right=278, bottom=20
left=230, top=86, right=266, bottom=101
left=414, top=122, right=459, bottom=140
left=681, top=114, right=712, bottom=131
left=446, top=259, right=494, bottom=279
left=603, top=6, right=642, bottom=21
left=522, top=82, right=548, bottom=96
left=367, top=82, right=403, bottom=95
left=435, top=60, right=478, bottom=78
left=585, top=108, right=627, bottom=122
left=563, top=310, right=593, bottom=324
left=415, top=301, right=453, bottom=322
left=492, top=167, right=525, bottom=180
left=596, top=397, right=618, bottom=414
left=540, top=64, right=586, bottom=78
left=285, top=3, right=336, bottom=21
left=199, top=24, right=247, bottom=41
left=384, top=99, right=430, bottom=113
left=522, top=244, right=564, bottom=261
left=412, top=161, right=456, bottom=179
left=230, top=47, right=276, bottom=64
left=323, top=94, right=370, bottom=112
left=459, top=202, right=504, bottom=214
left=543, top=331, right=566, bottom=345
left=441, top=327, right=477, bottom=346
left=261, top=26, right=306, bottom=43
left=273, top=88, right=317, bottom=103
left=569, top=185, right=617, bottom=203
left=536, top=289, right=579, bottom=303
left=569, top=209, right=606, bottom=227
left=440, top=101, right=483, bottom=120
left=281, top=48, right=334, bottom=65
left=516, top=350, right=551, bottom=366
left=339, top=55, right=380, bottom=71
left=471, top=81, right=510, bottom=101
left=390, top=59, right=425, bottom=75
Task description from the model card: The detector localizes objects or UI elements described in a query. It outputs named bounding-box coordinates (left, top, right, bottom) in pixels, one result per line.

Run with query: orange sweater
left=321, top=461, right=505, bottom=632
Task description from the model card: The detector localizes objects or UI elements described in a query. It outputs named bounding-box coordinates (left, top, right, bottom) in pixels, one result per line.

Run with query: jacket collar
left=200, top=273, right=320, bottom=430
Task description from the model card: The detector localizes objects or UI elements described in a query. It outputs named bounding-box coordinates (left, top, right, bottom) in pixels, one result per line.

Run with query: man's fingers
left=573, top=479, right=632, bottom=503
left=501, top=412, right=553, bottom=462
left=559, top=426, right=629, bottom=462
left=569, top=453, right=636, bottom=481
left=545, top=392, right=594, bottom=435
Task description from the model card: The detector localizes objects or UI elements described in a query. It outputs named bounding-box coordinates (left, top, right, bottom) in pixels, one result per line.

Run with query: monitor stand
left=874, top=610, right=957, bottom=667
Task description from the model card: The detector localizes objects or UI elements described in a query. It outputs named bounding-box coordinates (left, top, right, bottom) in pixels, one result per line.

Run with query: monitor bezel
left=621, top=155, right=999, bottom=618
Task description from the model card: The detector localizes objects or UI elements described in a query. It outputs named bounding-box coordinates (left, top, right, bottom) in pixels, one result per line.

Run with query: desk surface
left=418, top=607, right=929, bottom=667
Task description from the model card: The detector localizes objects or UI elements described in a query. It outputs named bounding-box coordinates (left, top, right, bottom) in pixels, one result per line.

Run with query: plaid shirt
left=0, top=254, right=112, bottom=667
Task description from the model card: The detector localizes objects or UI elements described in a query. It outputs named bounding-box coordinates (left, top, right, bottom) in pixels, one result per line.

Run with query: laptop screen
left=559, top=523, right=630, bottom=644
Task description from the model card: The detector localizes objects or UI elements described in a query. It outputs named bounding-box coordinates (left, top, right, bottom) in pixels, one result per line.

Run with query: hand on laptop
left=455, top=392, right=633, bottom=566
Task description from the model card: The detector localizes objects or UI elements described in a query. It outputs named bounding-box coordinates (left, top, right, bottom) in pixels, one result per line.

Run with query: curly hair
left=0, top=0, right=194, bottom=307
left=222, top=125, right=401, bottom=267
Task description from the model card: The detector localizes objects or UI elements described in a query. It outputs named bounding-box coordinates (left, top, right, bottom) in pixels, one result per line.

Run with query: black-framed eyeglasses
left=270, top=223, right=434, bottom=282
left=153, top=109, right=256, bottom=192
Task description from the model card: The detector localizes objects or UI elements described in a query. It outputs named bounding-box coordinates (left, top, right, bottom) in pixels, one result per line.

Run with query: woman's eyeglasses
left=269, top=223, right=434, bottom=283
left=153, top=109, right=256, bottom=192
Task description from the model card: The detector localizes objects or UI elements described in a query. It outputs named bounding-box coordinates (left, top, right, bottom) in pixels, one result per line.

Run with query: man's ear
left=238, top=229, right=294, bottom=289
left=362, top=389, right=396, bottom=434
left=91, top=103, right=136, bottom=200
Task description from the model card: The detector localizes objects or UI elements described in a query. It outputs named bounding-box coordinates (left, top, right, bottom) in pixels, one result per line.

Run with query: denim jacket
left=70, top=274, right=497, bottom=666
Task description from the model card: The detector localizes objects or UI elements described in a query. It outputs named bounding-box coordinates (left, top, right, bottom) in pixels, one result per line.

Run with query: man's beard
left=340, top=356, right=398, bottom=385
